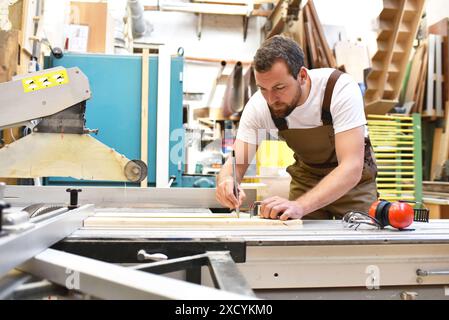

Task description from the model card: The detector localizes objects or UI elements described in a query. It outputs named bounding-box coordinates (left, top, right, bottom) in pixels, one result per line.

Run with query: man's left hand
left=260, top=196, right=306, bottom=220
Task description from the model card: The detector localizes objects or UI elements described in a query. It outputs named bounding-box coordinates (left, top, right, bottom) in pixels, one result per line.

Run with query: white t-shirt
left=236, top=68, right=367, bottom=145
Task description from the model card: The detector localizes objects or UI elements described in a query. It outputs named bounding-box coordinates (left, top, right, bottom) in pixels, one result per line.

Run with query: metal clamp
left=250, top=201, right=262, bottom=218
left=137, top=250, right=168, bottom=262
left=0, top=182, right=5, bottom=202
left=416, top=269, right=449, bottom=276
left=0, top=182, right=10, bottom=233
left=66, top=188, right=82, bottom=210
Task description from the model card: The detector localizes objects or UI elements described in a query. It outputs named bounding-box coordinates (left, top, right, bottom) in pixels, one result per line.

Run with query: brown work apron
left=271, top=70, right=378, bottom=220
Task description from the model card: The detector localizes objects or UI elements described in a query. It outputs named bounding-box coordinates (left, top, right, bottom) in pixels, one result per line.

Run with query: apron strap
left=272, top=117, right=288, bottom=131
left=270, top=69, right=344, bottom=131
left=322, top=70, right=344, bottom=126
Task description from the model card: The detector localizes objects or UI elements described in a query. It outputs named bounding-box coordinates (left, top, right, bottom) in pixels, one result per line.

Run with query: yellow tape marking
left=22, top=69, right=69, bottom=93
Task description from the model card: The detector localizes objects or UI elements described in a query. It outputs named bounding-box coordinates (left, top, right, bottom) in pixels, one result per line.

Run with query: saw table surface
left=70, top=208, right=449, bottom=246
left=84, top=211, right=302, bottom=229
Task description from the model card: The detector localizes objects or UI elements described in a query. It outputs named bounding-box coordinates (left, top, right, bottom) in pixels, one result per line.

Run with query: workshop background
left=2, top=0, right=449, bottom=217
left=1, top=0, right=449, bottom=302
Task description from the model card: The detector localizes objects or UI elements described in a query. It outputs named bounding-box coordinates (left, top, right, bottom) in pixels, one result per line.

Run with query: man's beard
left=269, top=103, right=297, bottom=119
left=268, top=84, right=302, bottom=119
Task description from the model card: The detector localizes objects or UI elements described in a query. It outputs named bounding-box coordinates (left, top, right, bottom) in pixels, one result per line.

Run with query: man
left=215, top=35, right=377, bottom=220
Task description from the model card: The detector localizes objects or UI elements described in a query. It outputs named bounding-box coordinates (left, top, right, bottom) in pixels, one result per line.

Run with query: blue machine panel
left=45, top=53, right=184, bottom=186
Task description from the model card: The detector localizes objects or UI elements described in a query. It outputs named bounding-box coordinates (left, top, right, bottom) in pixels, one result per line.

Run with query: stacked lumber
left=429, top=18, right=449, bottom=108
left=263, top=0, right=336, bottom=69
left=423, top=181, right=449, bottom=195
left=301, top=0, right=336, bottom=68
left=334, top=40, right=371, bottom=84
left=430, top=102, right=449, bottom=180
left=0, top=30, right=19, bottom=186
left=422, top=181, right=449, bottom=219
left=404, top=42, right=428, bottom=114
left=364, top=0, right=426, bottom=115
left=419, top=18, right=449, bottom=118
left=424, top=34, right=445, bottom=117
left=425, top=19, right=449, bottom=182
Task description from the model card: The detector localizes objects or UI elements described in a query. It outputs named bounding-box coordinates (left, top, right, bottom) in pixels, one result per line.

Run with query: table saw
left=1, top=66, right=448, bottom=300
left=2, top=185, right=449, bottom=300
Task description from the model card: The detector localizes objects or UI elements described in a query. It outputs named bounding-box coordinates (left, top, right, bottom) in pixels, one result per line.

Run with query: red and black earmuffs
left=368, top=200, right=429, bottom=229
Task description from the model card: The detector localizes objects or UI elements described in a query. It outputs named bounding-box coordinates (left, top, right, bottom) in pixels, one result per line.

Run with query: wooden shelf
left=266, top=19, right=285, bottom=39
left=388, top=63, right=401, bottom=73
left=364, top=0, right=425, bottom=114
left=366, top=78, right=382, bottom=88
left=391, top=51, right=404, bottom=61
left=376, top=40, right=390, bottom=52
left=404, top=0, right=420, bottom=11
left=399, top=21, right=413, bottom=32
left=377, top=31, right=394, bottom=43
left=372, top=52, right=388, bottom=62
left=403, top=10, right=418, bottom=22
left=397, top=31, right=412, bottom=42
left=380, top=10, right=400, bottom=21
left=383, top=82, right=395, bottom=92
left=383, top=0, right=401, bottom=10
left=365, top=100, right=398, bottom=115
left=393, top=42, right=406, bottom=53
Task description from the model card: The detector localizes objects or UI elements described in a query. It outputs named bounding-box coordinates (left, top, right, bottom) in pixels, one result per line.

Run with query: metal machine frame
left=0, top=185, right=258, bottom=300
left=2, top=185, right=449, bottom=300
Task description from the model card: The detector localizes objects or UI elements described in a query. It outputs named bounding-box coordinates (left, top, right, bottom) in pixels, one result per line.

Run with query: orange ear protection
left=368, top=200, right=417, bottom=229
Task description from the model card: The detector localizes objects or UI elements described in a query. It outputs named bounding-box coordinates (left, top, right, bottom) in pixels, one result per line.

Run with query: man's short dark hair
left=253, top=35, right=305, bottom=79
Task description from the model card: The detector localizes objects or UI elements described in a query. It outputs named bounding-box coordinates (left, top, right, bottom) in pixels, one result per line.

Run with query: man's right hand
left=215, top=177, right=246, bottom=210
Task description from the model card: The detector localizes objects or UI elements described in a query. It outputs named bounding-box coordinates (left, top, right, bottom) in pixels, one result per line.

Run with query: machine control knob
left=66, top=188, right=82, bottom=210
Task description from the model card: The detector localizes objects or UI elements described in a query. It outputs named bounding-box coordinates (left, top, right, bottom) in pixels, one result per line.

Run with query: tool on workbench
left=232, top=150, right=240, bottom=218
left=343, top=200, right=430, bottom=230
left=249, top=201, right=262, bottom=219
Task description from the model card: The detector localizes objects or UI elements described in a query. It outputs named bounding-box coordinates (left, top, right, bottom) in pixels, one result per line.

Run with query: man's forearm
left=295, top=164, right=362, bottom=215
left=217, top=157, right=248, bottom=185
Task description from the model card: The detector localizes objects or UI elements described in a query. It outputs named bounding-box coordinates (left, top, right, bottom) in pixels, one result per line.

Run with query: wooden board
left=430, top=103, right=449, bottom=180
left=431, top=127, right=443, bottom=180
left=412, top=42, right=428, bottom=114
left=429, top=18, right=449, bottom=105
left=306, top=0, right=336, bottom=68
left=297, top=11, right=308, bottom=68
left=140, top=49, right=149, bottom=188
left=19, top=0, right=37, bottom=55
left=439, top=103, right=449, bottom=164
left=364, top=0, right=404, bottom=105
left=84, top=214, right=303, bottom=229
left=404, top=44, right=426, bottom=103
left=304, top=19, right=318, bottom=68
left=70, top=2, right=108, bottom=53
left=385, top=0, right=425, bottom=101
left=93, top=212, right=240, bottom=218
left=265, top=0, right=287, bottom=38
left=0, top=30, right=19, bottom=83
left=334, top=40, right=370, bottom=83
left=7, top=0, right=33, bottom=75
left=364, top=99, right=397, bottom=115
left=0, top=30, right=19, bottom=185
left=423, top=181, right=449, bottom=193
left=426, top=35, right=437, bottom=117
left=424, top=203, right=449, bottom=219
left=436, top=35, right=444, bottom=117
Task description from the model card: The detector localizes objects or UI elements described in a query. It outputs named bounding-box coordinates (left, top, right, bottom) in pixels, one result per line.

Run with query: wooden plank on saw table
left=93, top=212, right=240, bottom=218
left=83, top=215, right=303, bottom=228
